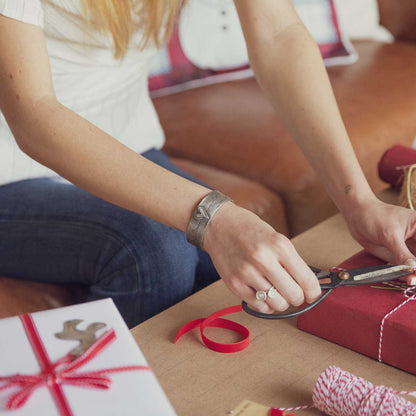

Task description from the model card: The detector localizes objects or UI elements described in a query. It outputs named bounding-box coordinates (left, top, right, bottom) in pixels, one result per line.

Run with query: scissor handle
left=241, top=288, right=334, bottom=320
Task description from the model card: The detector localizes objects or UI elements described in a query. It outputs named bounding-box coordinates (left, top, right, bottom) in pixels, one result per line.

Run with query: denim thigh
left=0, top=149, right=219, bottom=327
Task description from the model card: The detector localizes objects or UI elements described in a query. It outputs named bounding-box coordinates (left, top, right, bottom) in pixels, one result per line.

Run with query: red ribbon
left=0, top=314, right=151, bottom=416
left=270, top=410, right=298, bottom=416
left=174, top=305, right=250, bottom=353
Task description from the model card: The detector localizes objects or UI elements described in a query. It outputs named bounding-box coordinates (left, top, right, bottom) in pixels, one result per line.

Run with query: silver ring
left=267, top=286, right=279, bottom=299
left=255, top=290, right=268, bottom=301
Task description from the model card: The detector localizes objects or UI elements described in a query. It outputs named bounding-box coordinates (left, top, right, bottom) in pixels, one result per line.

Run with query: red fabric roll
left=378, top=145, right=416, bottom=188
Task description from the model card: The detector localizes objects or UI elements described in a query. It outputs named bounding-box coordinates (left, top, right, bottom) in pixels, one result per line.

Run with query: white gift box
left=0, top=299, right=177, bottom=415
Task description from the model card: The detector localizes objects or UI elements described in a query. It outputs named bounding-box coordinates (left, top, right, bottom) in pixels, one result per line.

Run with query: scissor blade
left=344, top=264, right=413, bottom=286
left=353, top=265, right=412, bottom=281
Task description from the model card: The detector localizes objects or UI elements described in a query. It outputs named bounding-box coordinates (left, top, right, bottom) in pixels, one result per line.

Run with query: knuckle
left=274, top=298, right=290, bottom=312
left=261, top=303, right=273, bottom=314
left=287, top=290, right=305, bottom=307
left=303, top=276, right=321, bottom=293
left=235, top=262, right=252, bottom=277
left=256, top=302, right=273, bottom=314
left=397, top=254, right=412, bottom=266
left=249, top=246, right=268, bottom=265
left=381, top=228, right=397, bottom=241
left=227, top=276, right=243, bottom=293
left=272, top=234, right=291, bottom=253
left=304, top=286, right=322, bottom=302
left=396, top=252, right=408, bottom=263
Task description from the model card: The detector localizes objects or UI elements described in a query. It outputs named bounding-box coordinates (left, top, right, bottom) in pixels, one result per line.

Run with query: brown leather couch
left=1, top=0, right=416, bottom=319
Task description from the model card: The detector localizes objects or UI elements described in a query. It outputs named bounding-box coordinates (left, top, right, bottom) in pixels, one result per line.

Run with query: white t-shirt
left=0, top=0, right=165, bottom=185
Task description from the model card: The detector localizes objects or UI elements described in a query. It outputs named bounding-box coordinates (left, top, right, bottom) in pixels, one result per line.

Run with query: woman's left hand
left=343, top=197, right=416, bottom=284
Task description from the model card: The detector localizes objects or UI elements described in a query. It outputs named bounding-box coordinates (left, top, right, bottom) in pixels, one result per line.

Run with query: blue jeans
left=0, top=149, right=219, bottom=327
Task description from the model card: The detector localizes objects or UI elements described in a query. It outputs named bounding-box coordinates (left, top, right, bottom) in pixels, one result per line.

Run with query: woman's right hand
left=203, top=202, right=322, bottom=314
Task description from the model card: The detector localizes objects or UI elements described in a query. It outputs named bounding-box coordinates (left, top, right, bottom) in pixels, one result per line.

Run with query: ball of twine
left=312, top=366, right=416, bottom=416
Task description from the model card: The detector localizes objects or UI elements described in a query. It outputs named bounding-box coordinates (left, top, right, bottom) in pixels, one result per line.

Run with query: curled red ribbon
left=0, top=314, right=151, bottom=416
left=174, top=305, right=250, bottom=353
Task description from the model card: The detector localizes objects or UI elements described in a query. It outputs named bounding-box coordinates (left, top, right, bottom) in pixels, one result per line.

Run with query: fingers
left=255, top=235, right=321, bottom=305
left=389, top=236, right=416, bottom=265
left=401, top=259, right=416, bottom=285
left=385, top=236, right=416, bottom=285
left=226, top=278, right=275, bottom=314
left=276, top=243, right=322, bottom=303
left=260, top=262, right=305, bottom=307
left=243, top=248, right=305, bottom=310
left=249, top=275, right=291, bottom=312
left=226, top=264, right=290, bottom=313
left=406, top=211, right=416, bottom=240
left=208, top=206, right=322, bottom=312
left=239, top=234, right=322, bottom=310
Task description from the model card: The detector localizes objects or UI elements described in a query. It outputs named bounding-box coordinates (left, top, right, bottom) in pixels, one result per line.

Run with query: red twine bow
left=0, top=314, right=151, bottom=416
left=174, top=305, right=250, bottom=353
left=377, top=283, right=416, bottom=362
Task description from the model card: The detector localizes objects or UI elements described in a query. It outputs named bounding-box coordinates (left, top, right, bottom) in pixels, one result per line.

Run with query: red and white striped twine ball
left=312, top=366, right=416, bottom=416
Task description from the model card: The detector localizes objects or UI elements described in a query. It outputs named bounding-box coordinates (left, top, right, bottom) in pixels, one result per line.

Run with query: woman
left=0, top=0, right=415, bottom=328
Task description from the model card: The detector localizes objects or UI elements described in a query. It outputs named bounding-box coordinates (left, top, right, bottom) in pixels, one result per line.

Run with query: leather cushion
left=172, top=157, right=288, bottom=235
left=378, top=0, right=416, bottom=42
left=0, top=277, right=87, bottom=319
left=158, top=41, right=416, bottom=234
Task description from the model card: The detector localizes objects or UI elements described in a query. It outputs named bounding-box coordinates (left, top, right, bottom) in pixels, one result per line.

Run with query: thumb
left=393, top=241, right=415, bottom=264
left=402, top=259, right=416, bottom=286
left=389, top=238, right=416, bottom=285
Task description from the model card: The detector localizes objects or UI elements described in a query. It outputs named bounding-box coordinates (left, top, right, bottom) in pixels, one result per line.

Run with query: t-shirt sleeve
left=0, top=0, right=44, bottom=27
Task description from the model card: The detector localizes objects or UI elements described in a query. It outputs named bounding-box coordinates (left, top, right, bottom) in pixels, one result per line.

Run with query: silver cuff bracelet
left=186, top=190, right=233, bottom=249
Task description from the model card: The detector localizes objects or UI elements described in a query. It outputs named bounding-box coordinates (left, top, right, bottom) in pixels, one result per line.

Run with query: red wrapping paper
left=378, top=145, right=416, bottom=188
left=297, top=250, right=416, bottom=375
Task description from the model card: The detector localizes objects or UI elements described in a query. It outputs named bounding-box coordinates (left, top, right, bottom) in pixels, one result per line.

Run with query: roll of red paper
left=378, top=145, right=416, bottom=188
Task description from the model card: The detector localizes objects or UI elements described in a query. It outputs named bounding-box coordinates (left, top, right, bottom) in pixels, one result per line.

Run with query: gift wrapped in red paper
left=297, top=250, right=416, bottom=375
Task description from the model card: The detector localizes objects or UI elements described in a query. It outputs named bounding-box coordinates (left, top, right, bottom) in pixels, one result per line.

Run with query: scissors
left=242, top=264, right=414, bottom=320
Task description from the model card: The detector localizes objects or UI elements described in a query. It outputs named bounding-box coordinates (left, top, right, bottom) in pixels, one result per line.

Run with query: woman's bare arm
left=234, top=0, right=374, bottom=211
left=0, top=15, right=210, bottom=232
left=234, top=0, right=416, bottom=278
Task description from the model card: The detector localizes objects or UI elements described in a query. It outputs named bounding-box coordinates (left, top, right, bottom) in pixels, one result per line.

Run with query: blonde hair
left=80, top=0, right=184, bottom=59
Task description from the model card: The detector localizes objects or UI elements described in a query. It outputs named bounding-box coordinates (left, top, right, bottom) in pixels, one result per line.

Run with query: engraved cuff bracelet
left=186, top=190, right=233, bottom=249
